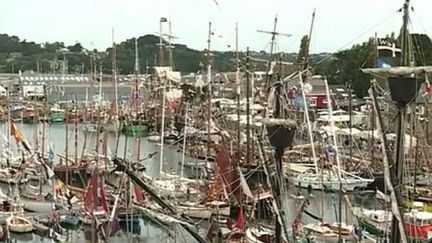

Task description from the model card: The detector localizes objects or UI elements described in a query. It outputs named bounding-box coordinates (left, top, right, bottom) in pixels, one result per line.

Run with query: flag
left=48, top=144, right=55, bottom=161
left=376, top=58, right=392, bottom=68
left=41, top=159, right=55, bottom=180
left=160, top=17, right=167, bottom=22
left=10, top=121, right=31, bottom=152
left=10, top=121, right=23, bottom=144
left=376, top=38, right=401, bottom=57
left=376, top=38, right=401, bottom=68
left=422, top=75, right=431, bottom=96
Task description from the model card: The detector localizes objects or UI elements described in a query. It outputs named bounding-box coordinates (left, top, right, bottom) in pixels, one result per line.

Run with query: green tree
left=297, top=35, right=309, bottom=64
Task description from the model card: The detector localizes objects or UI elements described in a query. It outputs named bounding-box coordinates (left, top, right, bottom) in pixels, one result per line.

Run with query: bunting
left=10, top=121, right=23, bottom=144
left=10, top=121, right=31, bottom=152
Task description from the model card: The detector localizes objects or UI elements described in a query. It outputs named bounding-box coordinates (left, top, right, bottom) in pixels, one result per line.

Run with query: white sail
left=238, top=167, right=254, bottom=199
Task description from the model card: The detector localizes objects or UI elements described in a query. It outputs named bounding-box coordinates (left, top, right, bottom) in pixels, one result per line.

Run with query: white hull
left=6, top=215, right=33, bottom=233
left=134, top=204, right=193, bottom=227
left=291, top=170, right=373, bottom=191
left=212, top=205, right=230, bottom=217
left=83, top=123, right=97, bottom=133
left=147, top=135, right=160, bottom=143
left=105, top=122, right=119, bottom=134
left=245, top=227, right=273, bottom=243
left=21, top=198, right=54, bottom=213
left=176, top=205, right=212, bottom=219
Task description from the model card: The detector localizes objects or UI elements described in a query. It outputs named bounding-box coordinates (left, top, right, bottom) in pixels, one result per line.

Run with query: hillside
left=1, top=33, right=432, bottom=97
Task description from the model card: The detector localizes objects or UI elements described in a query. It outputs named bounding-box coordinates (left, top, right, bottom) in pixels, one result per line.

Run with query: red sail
left=99, top=181, right=109, bottom=212
left=216, top=144, right=232, bottom=194
left=235, top=207, right=245, bottom=231
left=84, top=170, right=98, bottom=214
left=133, top=182, right=145, bottom=203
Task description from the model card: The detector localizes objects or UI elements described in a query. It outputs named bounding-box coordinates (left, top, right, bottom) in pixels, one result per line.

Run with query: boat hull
left=176, top=205, right=212, bottom=219
left=21, top=198, right=55, bottom=213
left=6, top=216, right=33, bottom=233
left=59, top=213, right=82, bottom=230
left=122, top=123, right=149, bottom=137
left=49, top=113, right=65, bottom=123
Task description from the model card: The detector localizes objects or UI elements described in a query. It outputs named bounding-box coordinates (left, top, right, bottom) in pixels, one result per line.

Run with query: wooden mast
left=206, top=21, right=212, bottom=158
left=235, top=22, right=241, bottom=167
left=246, top=48, right=251, bottom=166
left=391, top=1, right=412, bottom=242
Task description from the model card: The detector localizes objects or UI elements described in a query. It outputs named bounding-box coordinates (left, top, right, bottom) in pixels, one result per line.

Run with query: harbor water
left=0, top=123, right=360, bottom=242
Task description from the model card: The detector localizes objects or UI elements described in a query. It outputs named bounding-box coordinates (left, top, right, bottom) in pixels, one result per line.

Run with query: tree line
left=0, top=33, right=431, bottom=97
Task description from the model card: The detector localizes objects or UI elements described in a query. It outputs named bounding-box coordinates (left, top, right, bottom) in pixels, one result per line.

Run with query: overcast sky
left=1, top=0, right=431, bottom=53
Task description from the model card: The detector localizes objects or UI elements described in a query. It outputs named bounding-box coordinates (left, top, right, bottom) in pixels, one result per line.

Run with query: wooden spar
left=74, top=96, right=78, bottom=165
left=235, top=22, right=241, bottom=163
left=180, top=102, right=189, bottom=179
left=206, top=21, right=212, bottom=158
left=246, top=47, right=250, bottom=166
left=298, top=10, right=318, bottom=173
left=323, top=78, right=344, bottom=241
left=298, top=73, right=318, bottom=172
left=370, top=82, right=408, bottom=243
left=112, top=28, right=119, bottom=120
left=65, top=105, right=69, bottom=185
left=159, top=82, right=166, bottom=178
left=257, top=16, right=291, bottom=138
left=42, top=86, right=47, bottom=156
left=303, top=9, right=315, bottom=73
left=112, top=157, right=208, bottom=243
left=158, top=18, right=165, bottom=66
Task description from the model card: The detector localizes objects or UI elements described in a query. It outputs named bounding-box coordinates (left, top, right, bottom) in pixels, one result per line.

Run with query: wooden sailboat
left=122, top=38, right=149, bottom=137
left=79, top=168, right=110, bottom=225
left=6, top=215, right=33, bottom=233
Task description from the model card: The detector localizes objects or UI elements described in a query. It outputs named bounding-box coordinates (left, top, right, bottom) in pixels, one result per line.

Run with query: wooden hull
left=6, top=216, right=33, bottom=233
left=22, top=116, right=38, bottom=124
left=122, top=123, right=149, bottom=137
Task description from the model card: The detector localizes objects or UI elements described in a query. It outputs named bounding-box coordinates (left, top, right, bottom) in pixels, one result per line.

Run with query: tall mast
left=158, top=18, right=165, bottom=66
left=134, top=38, right=140, bottom=113
left=257, top=16, right=291, bottom=88
left=112, top=28, right=118, bottom=117
left=235, top=23, right=241, bottom=162
left=134, top=38, right=140, bottom=74
left=400, top=0, right=412, bottom=67
left=168, top=20, right=175, bottom=68
left=390, top=1, right=412, bottom=242
left=246, top=48, right=251, bottom=166
left=299, top=9, right=318, bottom=173
left=303, top=9, right=316, bottom=73
left=159, top=82, right=167, bottom=178
left=207, top=21, right=212, bottom=157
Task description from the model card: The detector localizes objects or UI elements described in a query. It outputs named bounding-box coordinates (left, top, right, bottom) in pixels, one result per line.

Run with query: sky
left=1, top=0, right=431, bottom=53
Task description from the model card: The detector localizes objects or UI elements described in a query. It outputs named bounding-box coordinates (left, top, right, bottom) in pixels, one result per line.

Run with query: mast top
left=134, top=38, right=140, bottom=74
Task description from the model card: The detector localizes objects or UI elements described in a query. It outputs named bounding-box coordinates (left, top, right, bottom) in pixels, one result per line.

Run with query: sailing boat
left=122, top=38, right=150, bottom=138
left=49, top=104, right=65, bottom=123
left=79, top=168, right=110, bottom=225
left=6, top=215, right=33, bottom=233
left=290, top=75, right=373, bottom=191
